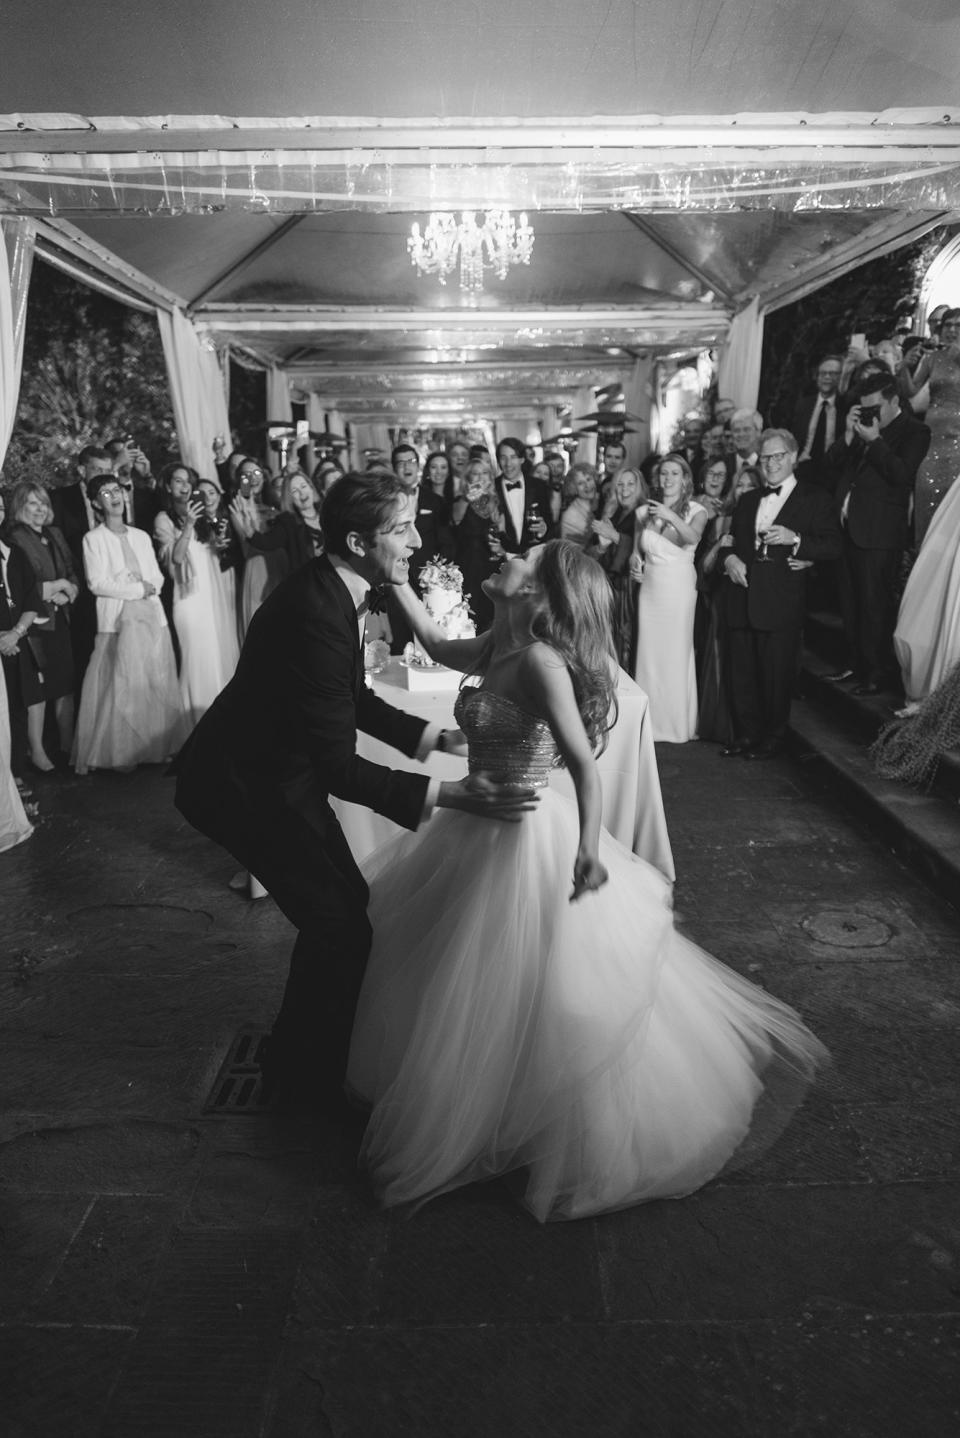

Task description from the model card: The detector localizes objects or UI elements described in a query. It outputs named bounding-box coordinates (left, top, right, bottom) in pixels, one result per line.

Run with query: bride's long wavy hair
left=532, top=540, right=619, bottom=754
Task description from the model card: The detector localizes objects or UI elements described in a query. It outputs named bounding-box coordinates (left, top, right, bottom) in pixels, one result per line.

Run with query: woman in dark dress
left=450, top=459, right=504, bottom=633
left=5, top=481, right=78, bottom=770
left=696, top=465, right=762, bottom=744
left=230, top=470, right=324, bottom=575
left=586, top=466, right=647, bottom=670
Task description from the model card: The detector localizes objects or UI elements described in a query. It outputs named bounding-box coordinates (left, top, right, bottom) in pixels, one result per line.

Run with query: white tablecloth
left=331, top=660, right=675, bottom=882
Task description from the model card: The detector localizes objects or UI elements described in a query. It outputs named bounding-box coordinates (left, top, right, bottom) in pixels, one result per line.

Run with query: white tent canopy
left=2, top=1, right=959, bottom=453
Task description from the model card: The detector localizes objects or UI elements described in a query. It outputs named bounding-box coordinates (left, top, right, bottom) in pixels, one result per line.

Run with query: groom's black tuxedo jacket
left=175, top=555, right=430, bottom=836
left=721, top=481, right=841, bottom=632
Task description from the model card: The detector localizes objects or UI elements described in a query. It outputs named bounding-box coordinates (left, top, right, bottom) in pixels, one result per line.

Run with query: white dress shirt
left=755, top=475, right=798, bottom=551
left=329, top=554, right=441, bottom=818
left=799, top=395, right=837, bottom=460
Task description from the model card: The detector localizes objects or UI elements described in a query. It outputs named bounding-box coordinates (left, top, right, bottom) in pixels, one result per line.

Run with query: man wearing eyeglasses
left=720, top=429, right=841, bottom=759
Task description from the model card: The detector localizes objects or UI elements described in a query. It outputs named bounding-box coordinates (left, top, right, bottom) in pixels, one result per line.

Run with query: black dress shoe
left=824, top=669, right=854, bottom=683
left=852, top=682, right=882, bottom=696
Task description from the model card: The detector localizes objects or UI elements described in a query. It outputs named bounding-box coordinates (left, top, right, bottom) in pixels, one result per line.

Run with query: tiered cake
left=397, top=557, right=476, bottom=689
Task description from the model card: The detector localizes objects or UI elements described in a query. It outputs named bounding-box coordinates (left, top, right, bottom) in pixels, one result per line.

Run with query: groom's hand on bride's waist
left=437, top=773, right=539, bottom=822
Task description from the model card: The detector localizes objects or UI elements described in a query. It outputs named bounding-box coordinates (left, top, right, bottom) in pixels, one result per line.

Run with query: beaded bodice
left=454, top=688, right=559, bottom=788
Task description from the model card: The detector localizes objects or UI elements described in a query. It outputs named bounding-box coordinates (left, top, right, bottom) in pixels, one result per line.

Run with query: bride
left=346, top=539, right=827, bottom=1222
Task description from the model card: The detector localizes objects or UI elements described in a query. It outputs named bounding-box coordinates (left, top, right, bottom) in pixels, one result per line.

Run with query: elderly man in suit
left=720, top=428, right=842, bottom=759
left=824, top=375, right=930, bottom=693
left=175, top=472, right=536, bottom=1114
left=791, top=355, right=846, bottom=487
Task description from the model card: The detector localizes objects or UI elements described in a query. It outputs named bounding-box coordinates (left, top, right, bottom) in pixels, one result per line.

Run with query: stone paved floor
left=1, top=744, right=958, bottom=1437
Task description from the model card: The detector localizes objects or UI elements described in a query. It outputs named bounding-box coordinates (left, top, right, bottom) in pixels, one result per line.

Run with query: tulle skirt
left=74, top=603, right=186, bottom=774
left=347, top=791, right=827, bottom=1222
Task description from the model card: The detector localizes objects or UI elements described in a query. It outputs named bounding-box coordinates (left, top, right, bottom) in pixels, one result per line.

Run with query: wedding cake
left=395, top=557, right=476, bottom=690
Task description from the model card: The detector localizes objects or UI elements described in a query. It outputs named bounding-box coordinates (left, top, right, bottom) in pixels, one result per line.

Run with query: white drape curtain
left=621, top=357, right=653, bottom=470
left=351, top=423, right=392, bottom=470
left=0, top=218, right=35, bottom=473
left=266, top=366, right=293, bottom=473
left=573, top=386, right=597, bottom=466
left=538, top=405, right=559, bottom=453
left=717, top=297, right=764, bottom=412
left=157, top=308, right=231, bottom=482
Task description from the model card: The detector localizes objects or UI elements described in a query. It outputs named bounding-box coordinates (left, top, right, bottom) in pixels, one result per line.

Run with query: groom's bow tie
left=503, top=479, right=523, bottom=490
left=763, top=484, right=783, bottom=494
left=358, top=586, right=387, bottom=618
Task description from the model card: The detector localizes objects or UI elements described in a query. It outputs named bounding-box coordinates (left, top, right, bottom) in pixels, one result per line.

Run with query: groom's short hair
left=321, top=471, right=408, bottom=556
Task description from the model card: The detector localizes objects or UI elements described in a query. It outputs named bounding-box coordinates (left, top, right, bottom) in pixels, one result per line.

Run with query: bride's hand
left=571, top=853, right=608, bottom=901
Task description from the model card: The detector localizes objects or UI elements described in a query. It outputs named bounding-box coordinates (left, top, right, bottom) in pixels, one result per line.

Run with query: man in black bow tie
left=175, top=472, right=537, bottom=1114
left=720, top=429, right=841, bottom=758
left=493, top=436, right=554, bottom=555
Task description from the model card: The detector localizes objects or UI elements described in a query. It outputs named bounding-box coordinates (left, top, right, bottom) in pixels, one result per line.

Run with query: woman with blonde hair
left=631, top=452, right=709, bottom=742
left=347, top=538, right=826, bottom=1221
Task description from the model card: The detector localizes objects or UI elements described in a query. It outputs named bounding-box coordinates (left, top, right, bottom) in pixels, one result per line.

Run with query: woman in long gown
left=586, top=466, right=647, bottom=670
left=74, top=475, right=184, bottom=774
left=632, top=453, right=709, bottom=742
left=154, top=465, right=240, bottom=728
left=898, top=307, right=960, bottom=543
left=5, top=481, right=78, bottom=769
left=229, top=457, right=286, bottom=635
left=347, top=539, right=827, bottom=1223
left=696, top=466, right=762, bottom=744
left=892, top=467, right=960, bottom=707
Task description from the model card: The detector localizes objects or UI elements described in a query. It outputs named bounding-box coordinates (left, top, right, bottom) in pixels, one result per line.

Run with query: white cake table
left=330, top=660, right=675, bottom=882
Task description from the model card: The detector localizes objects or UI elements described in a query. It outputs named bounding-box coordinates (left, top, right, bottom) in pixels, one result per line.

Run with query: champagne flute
left=755, top=527, right=773, bottom=563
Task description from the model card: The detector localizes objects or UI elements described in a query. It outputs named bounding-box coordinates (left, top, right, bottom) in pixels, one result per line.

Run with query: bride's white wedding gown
left=347, top=687, right=827, bottom=1222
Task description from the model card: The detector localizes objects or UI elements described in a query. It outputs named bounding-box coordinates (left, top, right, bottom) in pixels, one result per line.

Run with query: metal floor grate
left=203, top=1026, right=271, bottom=1115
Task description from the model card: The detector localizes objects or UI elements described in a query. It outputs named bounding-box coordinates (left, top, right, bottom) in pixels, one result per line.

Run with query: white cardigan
left=82, top=523, right=168, bottom=635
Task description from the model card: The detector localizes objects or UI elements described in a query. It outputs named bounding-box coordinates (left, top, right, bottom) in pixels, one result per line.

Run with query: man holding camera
left=824, top=376, right=930, bottom=694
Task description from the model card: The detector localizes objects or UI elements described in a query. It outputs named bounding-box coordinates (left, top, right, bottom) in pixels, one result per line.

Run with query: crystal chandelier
left=407, top=211, right=535, bottom=299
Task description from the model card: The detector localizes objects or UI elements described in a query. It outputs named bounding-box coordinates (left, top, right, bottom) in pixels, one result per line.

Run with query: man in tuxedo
left=825, top=376, right=930, bottom=693
left=0, top=501, right=44, bottom=783
left=175, top=472, right=536, bottom=1113
left=791, top=355, right=846, bottom=487
left=494, top=437, right=552, bottom=555
left=721, top=429, right=841, bottom=759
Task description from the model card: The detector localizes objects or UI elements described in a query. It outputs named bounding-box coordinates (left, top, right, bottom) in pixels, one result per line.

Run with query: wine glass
left=755, top=528, right=773, bottom=563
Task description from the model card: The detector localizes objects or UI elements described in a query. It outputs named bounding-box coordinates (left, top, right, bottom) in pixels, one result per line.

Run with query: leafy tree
left=759, top=227, right=953, bottom=426
left=3, top=259, right=178, bottom=487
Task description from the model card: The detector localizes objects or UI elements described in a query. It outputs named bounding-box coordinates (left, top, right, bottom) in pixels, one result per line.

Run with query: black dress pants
left=176, top=776, right=372, bottom=1101
left=836, top=537, right=901, bottom=685
left=726, top=624, right=801, bottom=744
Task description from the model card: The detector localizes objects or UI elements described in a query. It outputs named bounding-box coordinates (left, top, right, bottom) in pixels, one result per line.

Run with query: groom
left=175, top=471, right=536, bottom=1113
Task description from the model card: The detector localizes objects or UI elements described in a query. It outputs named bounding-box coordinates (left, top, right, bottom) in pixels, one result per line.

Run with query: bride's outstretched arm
left=391, top=582, right=490, bottom=670
left=523, top=644, right=608, bottom=901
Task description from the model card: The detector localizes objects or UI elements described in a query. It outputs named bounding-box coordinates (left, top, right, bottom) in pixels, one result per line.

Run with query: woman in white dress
left=347, top=539, right=826, bottom=1223
left=631, top=453, right=709, bottom=742
left=154, top=464, right=240, bottom=728
left=74, top=475, right=184, bottom=774
left=892, top=472, right=960, bottom=707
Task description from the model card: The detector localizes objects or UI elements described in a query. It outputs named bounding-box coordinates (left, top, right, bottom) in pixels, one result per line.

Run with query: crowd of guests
left=4, top=313, right=960, bottom=853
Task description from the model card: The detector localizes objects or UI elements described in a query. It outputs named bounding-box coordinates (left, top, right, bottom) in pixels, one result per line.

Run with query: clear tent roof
left=3, top=0, right=959, bottom=419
